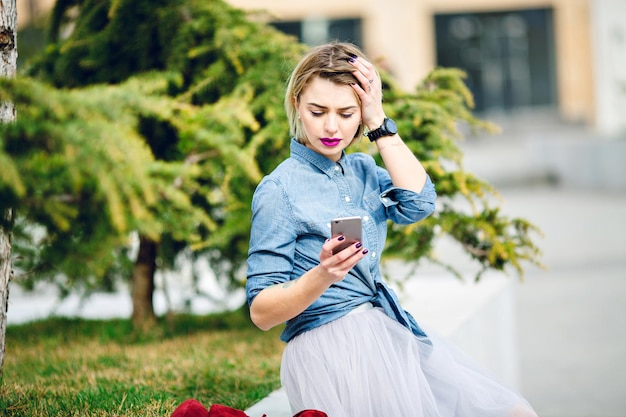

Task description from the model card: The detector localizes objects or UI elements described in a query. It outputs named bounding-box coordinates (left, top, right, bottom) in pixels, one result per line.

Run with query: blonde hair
left=285, top=42, right=368, bottom=145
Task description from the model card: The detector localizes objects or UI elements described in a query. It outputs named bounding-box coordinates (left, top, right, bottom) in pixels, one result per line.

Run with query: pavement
left=490, top=186, right=626, bottom=417
left=247, top=111, right=626, bottom=417
left=459, top=111, right=626, bottom=417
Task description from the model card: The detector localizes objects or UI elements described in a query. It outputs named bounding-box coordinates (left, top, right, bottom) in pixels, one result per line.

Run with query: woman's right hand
left=249, top=236, right=368, bottom=331
left=318, top=236, right=369, bottom=284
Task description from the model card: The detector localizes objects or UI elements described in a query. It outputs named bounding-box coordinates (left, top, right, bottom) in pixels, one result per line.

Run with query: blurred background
left=15, top=1, right=626, bottom=416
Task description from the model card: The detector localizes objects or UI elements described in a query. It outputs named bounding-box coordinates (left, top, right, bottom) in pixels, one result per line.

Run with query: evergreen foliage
left=1, top=0, right=542, bottom=313
left=0, top=74, right=214, bottom=290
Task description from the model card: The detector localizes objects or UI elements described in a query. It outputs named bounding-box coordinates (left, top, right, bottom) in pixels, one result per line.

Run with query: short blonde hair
left=285, top=42, right=368, bottom=146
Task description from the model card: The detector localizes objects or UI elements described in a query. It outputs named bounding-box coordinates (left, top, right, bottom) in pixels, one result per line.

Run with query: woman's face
left=295, top=76, right=362, bottom=162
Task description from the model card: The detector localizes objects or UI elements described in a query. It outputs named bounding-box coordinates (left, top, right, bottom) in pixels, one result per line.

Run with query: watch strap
left=367, top=126, right=385, bottom=142
left=366, top=118, right=396, bottom=142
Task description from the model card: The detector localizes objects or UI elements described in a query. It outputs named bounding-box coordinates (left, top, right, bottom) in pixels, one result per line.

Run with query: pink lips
left=320, top=138, right=341, bottom=147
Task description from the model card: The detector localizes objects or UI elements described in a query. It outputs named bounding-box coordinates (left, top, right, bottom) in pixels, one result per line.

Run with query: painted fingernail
left=355, top=242, right=362, bottom=248
left=362, top=249, right=369, bottom=255
left=338, top=235, right=345, bottom=241
left=348, top=57, right=356, bottom=63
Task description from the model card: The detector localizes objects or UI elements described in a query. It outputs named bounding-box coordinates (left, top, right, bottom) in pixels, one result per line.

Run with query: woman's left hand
left=348, top=56, right=386, bottom=131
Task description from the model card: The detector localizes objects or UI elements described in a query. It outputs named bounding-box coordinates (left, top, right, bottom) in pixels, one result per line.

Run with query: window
left=435, top=8, right=557, bottom=112
left=271, top=17, right=362, bottom=48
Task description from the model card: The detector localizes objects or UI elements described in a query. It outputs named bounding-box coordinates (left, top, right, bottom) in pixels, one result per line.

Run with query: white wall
left=591, top=0, right=626, bottom=137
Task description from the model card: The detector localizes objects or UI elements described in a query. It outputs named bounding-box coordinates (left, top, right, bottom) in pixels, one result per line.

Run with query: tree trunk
left=0, top=0, right=17, bottom=379
left=0, top=210, right=13, bottom=379
left=131, top=235, right=158, bottom=331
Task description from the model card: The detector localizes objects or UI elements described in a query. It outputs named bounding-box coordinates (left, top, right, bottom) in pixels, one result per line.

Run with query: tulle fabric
left=281, top=305, right=537, bottom=417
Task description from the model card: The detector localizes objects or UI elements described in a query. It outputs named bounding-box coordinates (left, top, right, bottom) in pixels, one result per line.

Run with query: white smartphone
left=330, top=216, right=362, bottom=254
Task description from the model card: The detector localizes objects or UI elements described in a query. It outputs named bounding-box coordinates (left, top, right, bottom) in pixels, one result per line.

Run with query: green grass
left=0, top=308, right=285, bottom=416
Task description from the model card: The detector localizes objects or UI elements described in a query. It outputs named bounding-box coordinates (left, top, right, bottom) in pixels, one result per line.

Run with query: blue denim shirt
left=246, top=139, right=437, bottom=342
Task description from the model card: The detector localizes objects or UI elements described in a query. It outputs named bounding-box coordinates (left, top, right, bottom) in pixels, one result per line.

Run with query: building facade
left=227, top=0, right=625, bottom=136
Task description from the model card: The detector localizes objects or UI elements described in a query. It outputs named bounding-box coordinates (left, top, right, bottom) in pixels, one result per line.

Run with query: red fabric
left=170, top=399, right=327, bottom=417
left=208, top=404, right=250, bottom=417
left=170, top=399, right=209, bottom=417
left=293, top=411, right=328, bottom=417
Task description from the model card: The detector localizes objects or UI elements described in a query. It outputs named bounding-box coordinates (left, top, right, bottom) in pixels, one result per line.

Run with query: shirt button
left=363, top=216, right=370, bottom=222
left=371, top=252, right=377, bottom=258
left=344, top=196, right=351, bottom=202
left=335, top=165, right=340, bottom=171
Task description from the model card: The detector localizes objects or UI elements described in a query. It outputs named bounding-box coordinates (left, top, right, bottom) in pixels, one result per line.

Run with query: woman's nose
left=324, top=115, right=338, bottom=134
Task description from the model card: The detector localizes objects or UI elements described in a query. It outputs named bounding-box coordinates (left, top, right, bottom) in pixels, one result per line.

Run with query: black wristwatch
left=366, top=118, right=398, bottom=142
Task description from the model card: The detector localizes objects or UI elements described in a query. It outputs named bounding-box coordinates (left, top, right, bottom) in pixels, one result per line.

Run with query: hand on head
left=346, top=54, right=386, bottom=130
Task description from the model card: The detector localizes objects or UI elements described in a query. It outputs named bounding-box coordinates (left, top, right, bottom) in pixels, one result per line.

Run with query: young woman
left=246, top=42, right=538, bottom=417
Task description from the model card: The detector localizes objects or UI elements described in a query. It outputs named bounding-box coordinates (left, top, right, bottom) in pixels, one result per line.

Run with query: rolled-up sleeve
left=379, top=175, right=437, bottom=225
left=246, top=178, right=297, bottom=305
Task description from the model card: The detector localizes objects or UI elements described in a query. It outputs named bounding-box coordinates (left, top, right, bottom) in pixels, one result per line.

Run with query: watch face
left=384, top=118, right=398, bottom=134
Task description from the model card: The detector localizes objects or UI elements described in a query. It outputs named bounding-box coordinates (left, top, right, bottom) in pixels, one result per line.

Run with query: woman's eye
left=311, top=111, right=323, bottom=117
left=341, top=113, right=354, bottom=119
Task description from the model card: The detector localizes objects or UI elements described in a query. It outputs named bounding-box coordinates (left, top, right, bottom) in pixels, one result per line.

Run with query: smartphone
left=330, top=216, right=362, bottom=254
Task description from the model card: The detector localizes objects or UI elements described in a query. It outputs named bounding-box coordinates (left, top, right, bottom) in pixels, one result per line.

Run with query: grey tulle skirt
left=281, top=304, right=537, bottom=417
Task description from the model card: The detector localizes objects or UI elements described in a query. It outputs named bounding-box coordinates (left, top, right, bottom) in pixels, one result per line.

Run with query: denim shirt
left=246, top=139, right=437, bottom=343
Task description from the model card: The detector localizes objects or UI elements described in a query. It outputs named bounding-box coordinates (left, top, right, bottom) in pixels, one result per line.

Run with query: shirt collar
left=290, top=138, right=346, bottom=176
